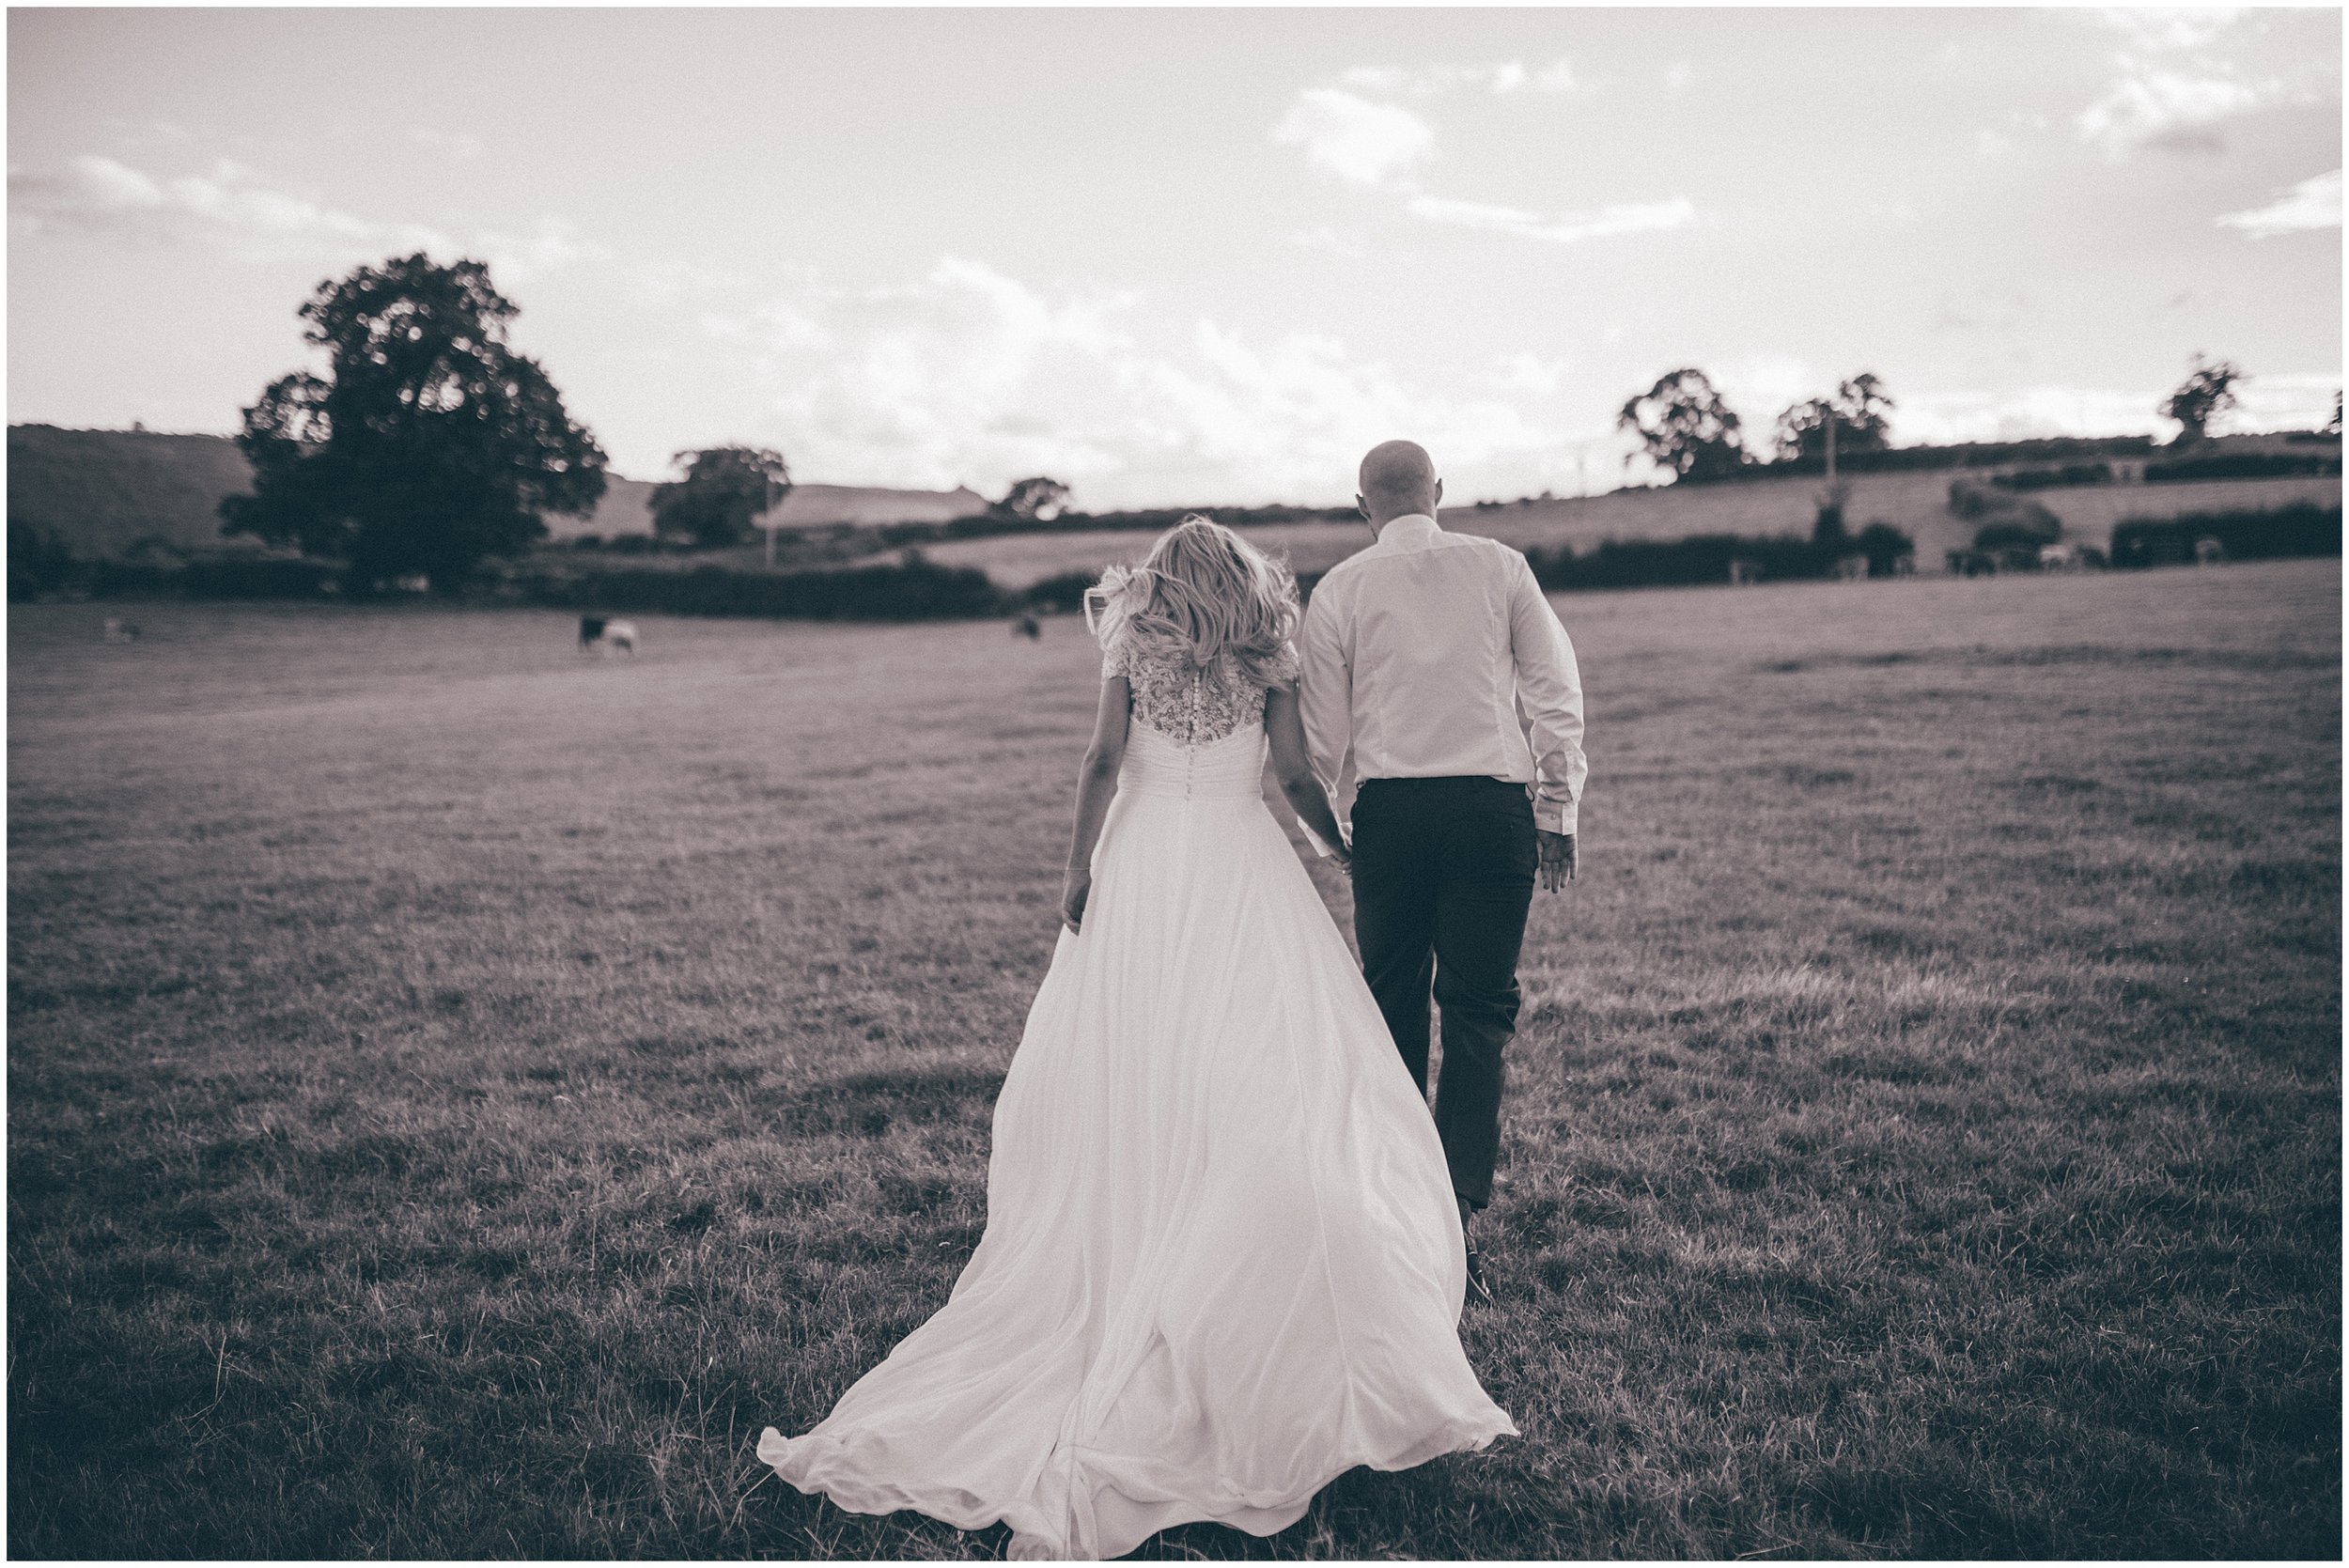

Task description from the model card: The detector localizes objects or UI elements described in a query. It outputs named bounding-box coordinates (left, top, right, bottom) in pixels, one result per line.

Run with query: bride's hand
left=1061, top=868, right=1092, bottom=933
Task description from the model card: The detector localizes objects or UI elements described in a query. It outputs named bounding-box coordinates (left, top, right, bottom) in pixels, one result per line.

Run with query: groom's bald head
left=1357, top=441, right=1441, bottom=526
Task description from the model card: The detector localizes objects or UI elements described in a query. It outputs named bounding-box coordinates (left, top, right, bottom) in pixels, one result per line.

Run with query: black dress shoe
left=1463, top=1234, right=1495, bottom=1306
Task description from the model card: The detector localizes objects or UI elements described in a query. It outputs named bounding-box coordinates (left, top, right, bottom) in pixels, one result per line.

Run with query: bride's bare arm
left=1265, top=687, right=1349, bottom=865
left=1061, top=675, right=1133, bottom=931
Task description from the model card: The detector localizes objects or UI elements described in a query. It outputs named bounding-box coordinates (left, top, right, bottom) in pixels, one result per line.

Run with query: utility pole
left=762, top=474, right=783, bottom=569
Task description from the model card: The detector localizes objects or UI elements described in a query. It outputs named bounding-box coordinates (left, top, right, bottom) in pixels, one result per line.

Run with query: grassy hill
left=7, top=425, right=655, bottom=559
left=8, top=426, right=268, bottom=560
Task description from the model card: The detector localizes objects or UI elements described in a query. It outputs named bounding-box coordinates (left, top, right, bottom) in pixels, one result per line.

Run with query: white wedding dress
left=759, top=645, right=1517, bottom=1560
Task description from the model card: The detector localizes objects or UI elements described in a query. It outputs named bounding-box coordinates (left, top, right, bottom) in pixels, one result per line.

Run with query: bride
left=759, top=516, right=1516, bottom=1560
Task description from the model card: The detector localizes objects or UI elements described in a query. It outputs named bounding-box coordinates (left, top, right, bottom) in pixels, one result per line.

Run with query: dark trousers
left=1350, top=776, right=1537, bottom=1211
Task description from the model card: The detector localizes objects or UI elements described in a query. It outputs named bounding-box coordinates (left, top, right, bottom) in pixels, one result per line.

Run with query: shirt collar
left=1370, top=513, right=1442, bottom=553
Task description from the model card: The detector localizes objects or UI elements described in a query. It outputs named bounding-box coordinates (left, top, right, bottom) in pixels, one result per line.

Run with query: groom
left=1298, top=440, right=1588, bottom=1303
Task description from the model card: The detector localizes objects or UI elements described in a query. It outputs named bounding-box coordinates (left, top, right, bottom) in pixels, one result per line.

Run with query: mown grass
left=8, top=561, right=2340, bottom=1559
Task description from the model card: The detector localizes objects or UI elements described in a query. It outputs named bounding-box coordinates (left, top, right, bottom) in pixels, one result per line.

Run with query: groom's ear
left=1433, top=477, right=1444, bottom=509
left=1355, top=492, right=1368, bottom=519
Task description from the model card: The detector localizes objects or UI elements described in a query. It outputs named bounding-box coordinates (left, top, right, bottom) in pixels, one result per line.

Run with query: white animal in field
left=579, top=615, right=638, bottom=655
left=101, top=616, right=142, bottom=644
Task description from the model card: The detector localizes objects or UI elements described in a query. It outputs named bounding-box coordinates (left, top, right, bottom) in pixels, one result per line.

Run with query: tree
left=220, top=254, right=606, bottom=590
left=1774, top=373, right=1896, bottom=461
left=1852, top=520, right=1915, bottom=577
left=1617, top=368, right=1748, bottom=482
left=9, top=519, right=75, bottom=602
left=650, top=446, right=792, bottom=549
left=2326, top=390, right=2341, bottom=437
left=992, top=476, right=1071, bottom=522
left=2161, top=353, right=2243, bottom=445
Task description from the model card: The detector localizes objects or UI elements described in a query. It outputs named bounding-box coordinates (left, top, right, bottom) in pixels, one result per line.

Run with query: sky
left=8, top=6, right=2341, bottom=508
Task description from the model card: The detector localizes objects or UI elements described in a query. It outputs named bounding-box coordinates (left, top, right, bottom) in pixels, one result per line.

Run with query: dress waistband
left=1118, top=722, right=1267, bottom=801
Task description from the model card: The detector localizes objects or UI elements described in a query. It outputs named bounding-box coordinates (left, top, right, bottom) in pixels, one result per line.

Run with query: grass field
left=910, top=473, right=2344, bottom=589
left=8, top=562, right=2341, bottom=1559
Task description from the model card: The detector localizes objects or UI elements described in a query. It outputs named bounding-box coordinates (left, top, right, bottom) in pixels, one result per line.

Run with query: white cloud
left=2216, top=168, right=2342, bottom=238
left=2229, top=370, right=2343, bottom=431
left=2077, top=66, right=2269, bottom=155
left=1663, top=61, right=1694, bottom=95
left=1273, top=88, right=1435, bottom=188
left=478, top=220, right=605, bottom=284
left=2075, top=11, right=2274, bottom=157
left=1708, top=353, right=1821, bottom=431
left=1497, top=350, right=1569, bottom=397
left=2095, top=7, right=2244, bottom=54
left=718, top=256, right=1575, bottom=505
left=1885, top=373, right=2335, bottom=447
left=1899, top=385, right=2166, bottom=443
left=1276, top=73, right=1688, bottom=247
left=1336, top=60, right=1577, bottom=99
left=8, top=154, right=452, bottom=256
left=8, top=152, right=599, bottom=283
left=1407, top=193, right=1697, bottom=245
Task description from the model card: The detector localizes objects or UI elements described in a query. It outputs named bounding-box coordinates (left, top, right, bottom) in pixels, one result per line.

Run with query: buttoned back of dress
left=1106, top=642, right=1299, bottom=748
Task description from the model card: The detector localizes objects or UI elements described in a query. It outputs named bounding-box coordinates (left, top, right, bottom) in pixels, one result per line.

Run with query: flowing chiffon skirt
left=758, top=722, right=1517, bottom=1560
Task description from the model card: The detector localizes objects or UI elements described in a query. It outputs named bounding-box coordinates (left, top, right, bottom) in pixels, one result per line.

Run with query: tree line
left=1614, top=356, right=2336, bottom=486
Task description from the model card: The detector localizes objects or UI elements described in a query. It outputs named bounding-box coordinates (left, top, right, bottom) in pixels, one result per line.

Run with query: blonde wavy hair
left=1084, top=515, right=1300, bottom=688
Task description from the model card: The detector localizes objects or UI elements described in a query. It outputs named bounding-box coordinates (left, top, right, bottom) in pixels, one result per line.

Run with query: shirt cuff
left=1535, top=800, right=1577, bottom=837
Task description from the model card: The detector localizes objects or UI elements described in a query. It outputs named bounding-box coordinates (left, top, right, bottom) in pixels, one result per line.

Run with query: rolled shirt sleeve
left=1295, top=588, right=1354, bottom=854
left=1508, top=555, right=1588, bottom=837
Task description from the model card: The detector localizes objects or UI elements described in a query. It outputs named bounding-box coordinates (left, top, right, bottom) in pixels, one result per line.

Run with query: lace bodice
left=1106, top=641, right=1299, bottom=746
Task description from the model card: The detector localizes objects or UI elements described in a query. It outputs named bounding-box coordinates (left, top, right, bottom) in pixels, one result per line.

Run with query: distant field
left=922, top=473, right=2343, bottom=587
left=8, top=562, right=2340, bottom=1559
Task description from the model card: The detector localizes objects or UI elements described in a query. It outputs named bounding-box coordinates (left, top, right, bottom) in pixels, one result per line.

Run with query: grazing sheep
left=580, top=615, right=638, bottom=654
left=1013, top=613, right=1042, bottom=640
left=101, top=617, right=141, bottom=644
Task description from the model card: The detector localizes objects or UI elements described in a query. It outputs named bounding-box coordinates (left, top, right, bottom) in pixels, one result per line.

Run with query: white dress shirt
left=1297, top=513, right=1588, bottom=846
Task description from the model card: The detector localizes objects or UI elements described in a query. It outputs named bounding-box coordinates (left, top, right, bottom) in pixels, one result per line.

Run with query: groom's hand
left=1536, top=831, right=1576, bottom=893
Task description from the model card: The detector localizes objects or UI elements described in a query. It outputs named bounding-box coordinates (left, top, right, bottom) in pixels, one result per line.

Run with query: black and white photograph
left=6, top=4, right=2341, bottom=1560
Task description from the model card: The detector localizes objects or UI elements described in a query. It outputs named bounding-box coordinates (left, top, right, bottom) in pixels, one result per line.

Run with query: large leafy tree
left=1774, top=373, right=1896, bottom=461
left=221, top=254, right=606, bottom=589
left=650, top=446, right=792, bottom=548
left=991, top=476, right=1070, bottom=523
left=1617, top=368, right=1748, bottom=482
left=2161, top=353, right=2243, bottom=445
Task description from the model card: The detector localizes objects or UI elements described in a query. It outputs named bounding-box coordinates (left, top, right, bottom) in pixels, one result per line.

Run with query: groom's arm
left=1507, top=552, right=1587, bottom=840
left=1296, top=586, right=1354, bottom=856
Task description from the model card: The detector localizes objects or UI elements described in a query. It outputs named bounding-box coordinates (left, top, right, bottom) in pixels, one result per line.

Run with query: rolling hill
left=6, top=425, right=661, bottom=557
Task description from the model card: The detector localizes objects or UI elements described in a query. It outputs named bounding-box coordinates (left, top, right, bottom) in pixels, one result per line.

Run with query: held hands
left=1536, top=831, right=1576, bottom=893
left=1061, top=867, right=1092, bottom=934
